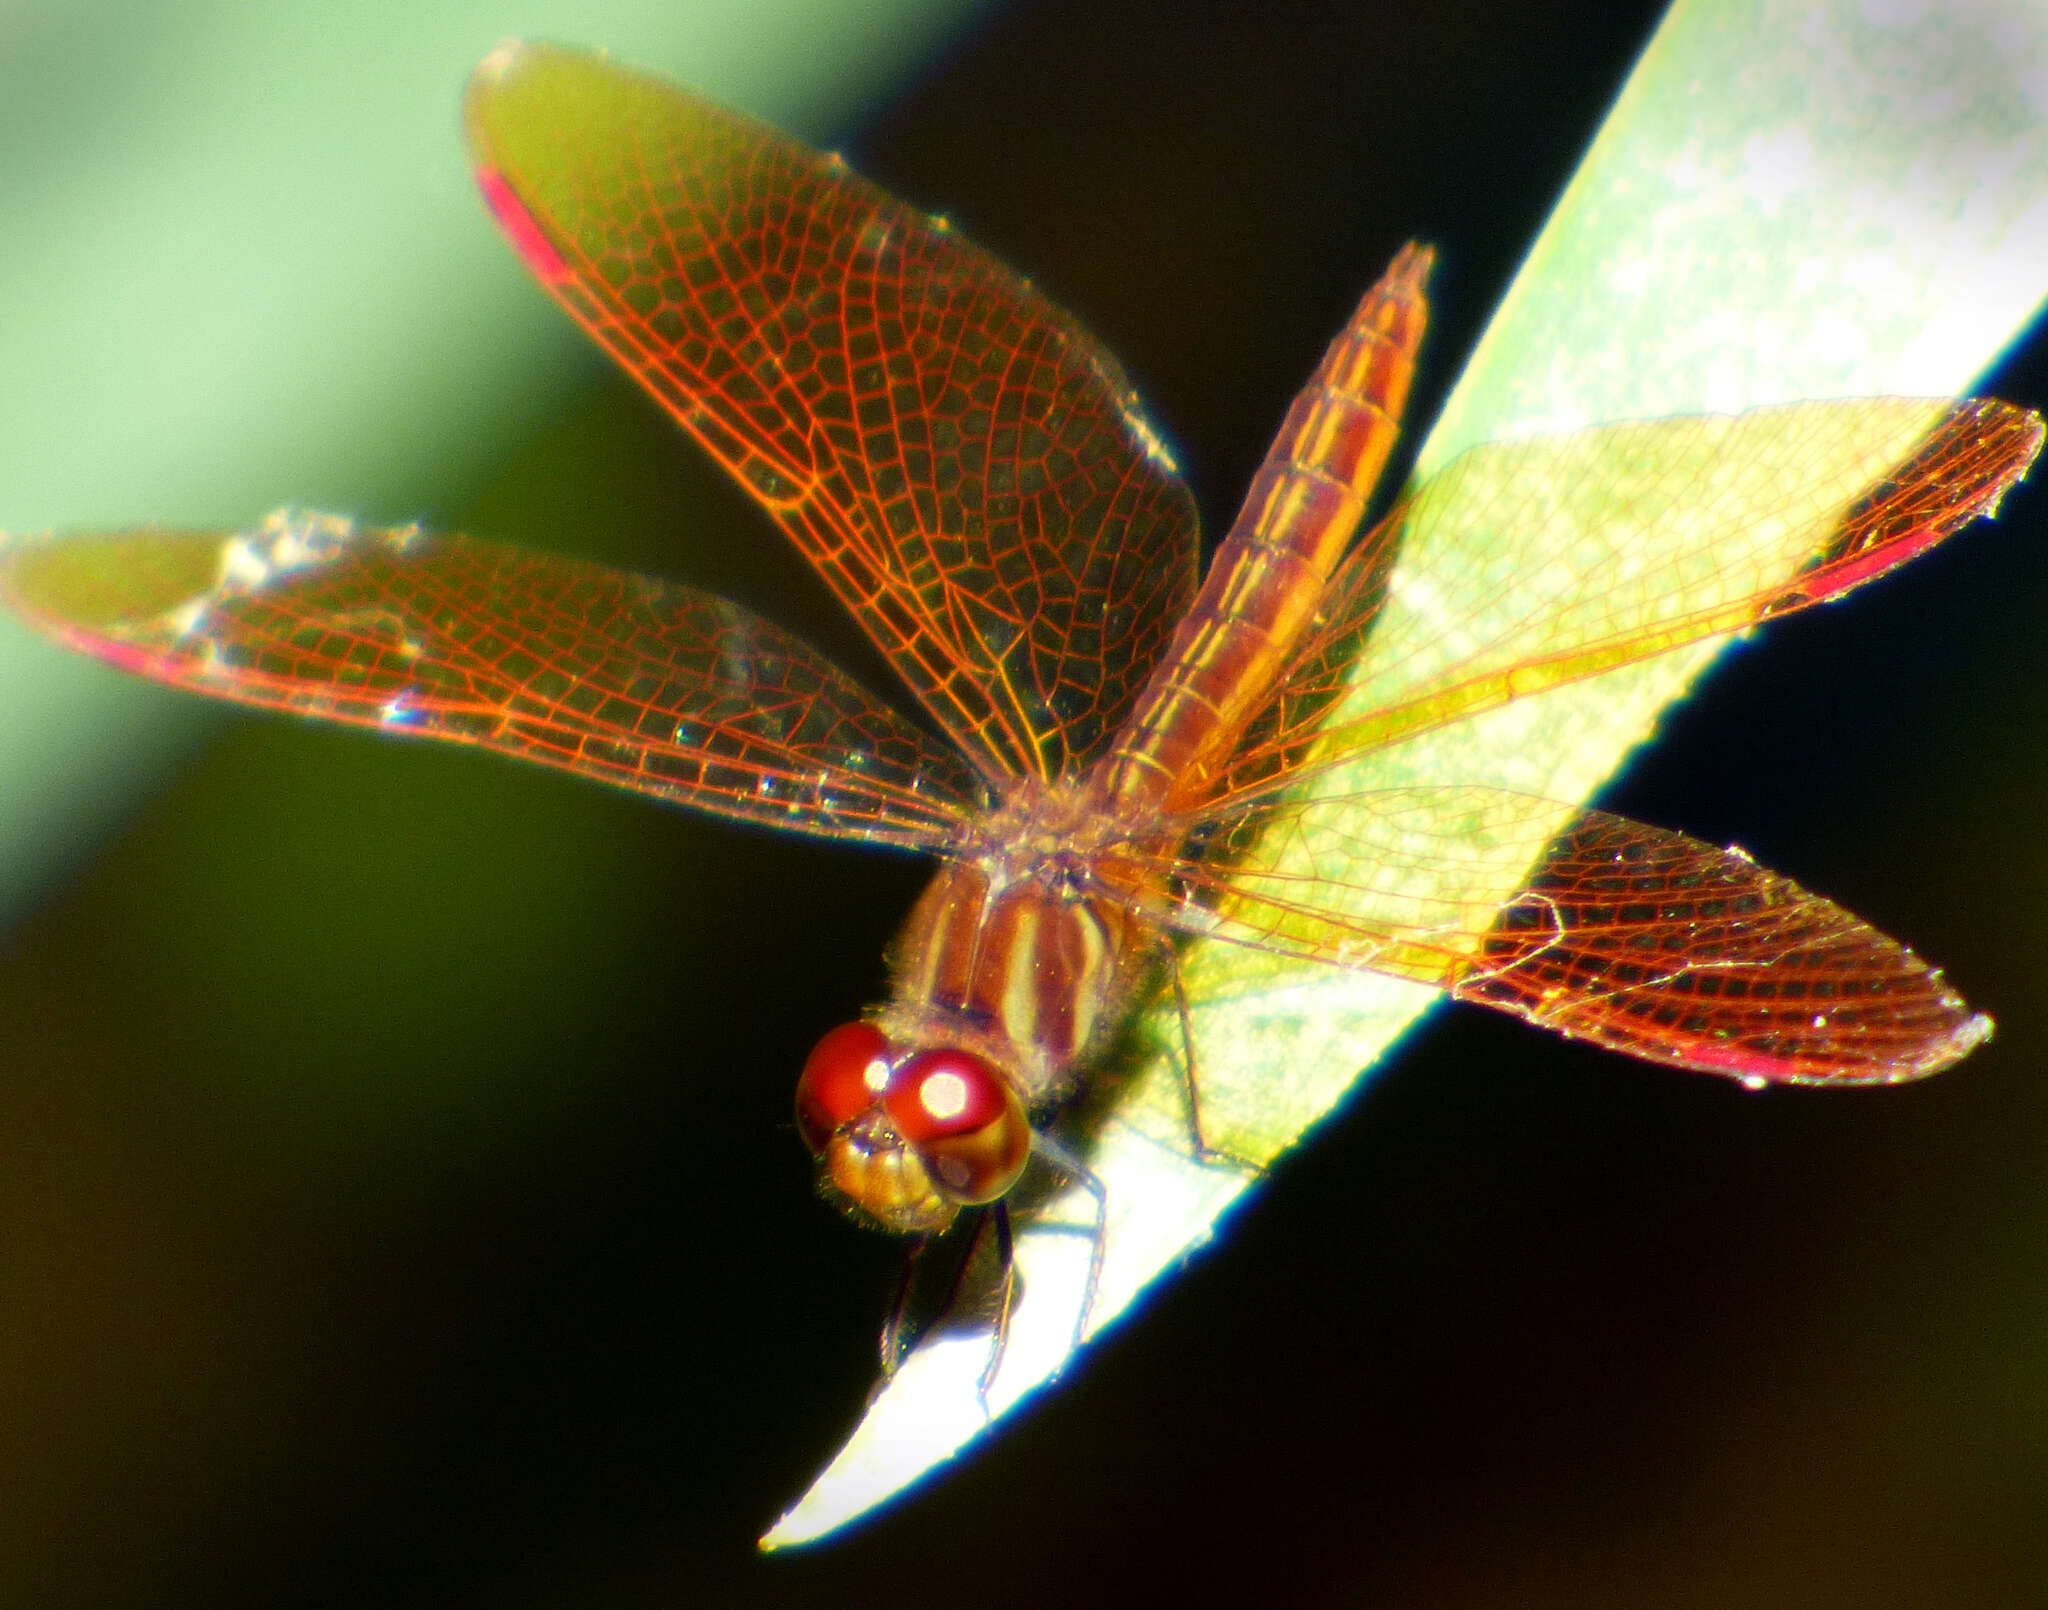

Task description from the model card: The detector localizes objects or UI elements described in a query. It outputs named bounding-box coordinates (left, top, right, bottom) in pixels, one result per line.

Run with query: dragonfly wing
left=1452, top=809, right=1988, bottom=1083
left=0, top=512, right=982, bottom=850
left=1120, top=786, right=1984, bottom=1084
left=464, top=41, right=1200, bottom=784
left=1203, top=397, right=2041, bottom=807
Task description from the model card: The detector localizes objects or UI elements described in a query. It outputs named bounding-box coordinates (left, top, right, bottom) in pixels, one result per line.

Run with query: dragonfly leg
left=1022, top=1130, right=1110, bottom=1364
left=877, top=1233, right=932, bottom=1378
left=878, top=1208, right=1015, bottom=1394
left=1170, top=950, right=1270, bottom=1175
left=973, top=1204, right=1018, bottom=1412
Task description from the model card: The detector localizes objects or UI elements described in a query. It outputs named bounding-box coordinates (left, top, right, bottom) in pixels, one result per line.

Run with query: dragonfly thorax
left=792, top=783, right=1166, bottom=1234
left=884, top=843, right=1159, bottom=1091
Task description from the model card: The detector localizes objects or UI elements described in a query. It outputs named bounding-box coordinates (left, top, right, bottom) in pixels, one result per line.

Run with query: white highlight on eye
left=918, top=1070, right=970, bottom=1122
left=861, top=1058, right=890, bottom=1095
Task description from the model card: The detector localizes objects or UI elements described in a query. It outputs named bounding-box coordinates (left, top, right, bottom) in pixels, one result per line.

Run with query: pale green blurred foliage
left=0, top=0, right=986, bottom=917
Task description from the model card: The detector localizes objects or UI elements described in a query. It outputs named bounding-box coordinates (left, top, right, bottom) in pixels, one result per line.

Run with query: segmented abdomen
left=1092, top=242, right=1433, bottom=818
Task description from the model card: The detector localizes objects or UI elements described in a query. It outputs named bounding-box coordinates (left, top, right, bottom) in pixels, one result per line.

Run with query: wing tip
left=1701, top=1001, right=1993, bottom=1089
left=1930, top=1007, right=1995, bottom=1073
left=1763, top=396, right=2046, bottom=616
left=465, top=39, right=616, bottom=112
left=473, top=37, right=528, bottom=87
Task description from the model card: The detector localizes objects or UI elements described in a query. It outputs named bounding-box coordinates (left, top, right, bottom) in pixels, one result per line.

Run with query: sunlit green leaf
left=765, top=0, right=2048, bottom=1549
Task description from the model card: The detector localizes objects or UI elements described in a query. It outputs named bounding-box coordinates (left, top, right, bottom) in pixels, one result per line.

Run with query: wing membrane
left=1457, top=811, right=1988, bottom=1082
left=1113, top=787, right=1984, bottom=1083
left=464, top=41, right=1199, bottom=783
left=0, top=512, right=981, bottom=849
left=1203, top=398, right=2042, bottom=808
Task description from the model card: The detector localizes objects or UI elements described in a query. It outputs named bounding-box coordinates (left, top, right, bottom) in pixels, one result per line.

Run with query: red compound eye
left=794, top=1021, right=891, bottom=1155
left=884, top=1048, right=1030, bottom=1206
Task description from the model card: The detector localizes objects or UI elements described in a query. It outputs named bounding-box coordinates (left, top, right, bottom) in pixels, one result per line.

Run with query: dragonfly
left=3, top=42, right=2040, bottom=1248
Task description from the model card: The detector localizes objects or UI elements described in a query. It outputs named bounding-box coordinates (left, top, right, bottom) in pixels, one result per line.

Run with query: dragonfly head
left=794, top=1021, right=1030, bottom=1235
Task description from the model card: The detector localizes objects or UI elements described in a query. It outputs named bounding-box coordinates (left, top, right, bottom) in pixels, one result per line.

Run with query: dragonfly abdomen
left=1092, top=243, right=1433, bottom=818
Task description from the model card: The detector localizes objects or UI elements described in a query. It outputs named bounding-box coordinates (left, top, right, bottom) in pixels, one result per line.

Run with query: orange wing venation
left=1114, top=786, right=1985, bottom=1084
left=463, top=41, right=1200, bottom=785
left=1204, top=397, right=2044, bottom=810
left=0, top=513, right=983, bottom=850
left=1455, top=811, right=1990, bottom=1084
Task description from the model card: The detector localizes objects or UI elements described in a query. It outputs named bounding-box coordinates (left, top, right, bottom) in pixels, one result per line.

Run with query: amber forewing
left=0, top=516, right=981, bottom=848
left=463, top=42, right=1199, bottom=785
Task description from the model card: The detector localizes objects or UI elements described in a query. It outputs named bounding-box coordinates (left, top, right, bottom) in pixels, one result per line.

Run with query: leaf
left=764, top=0, right=2048, bottom=1549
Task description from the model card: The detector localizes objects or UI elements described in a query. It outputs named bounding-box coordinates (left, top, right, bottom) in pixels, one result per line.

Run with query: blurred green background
left=2, top=0, right=2046, bottom=1604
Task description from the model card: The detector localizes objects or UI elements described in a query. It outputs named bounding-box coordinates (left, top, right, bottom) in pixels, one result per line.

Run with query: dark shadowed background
left=2, top=1, right=2045, bottom=1605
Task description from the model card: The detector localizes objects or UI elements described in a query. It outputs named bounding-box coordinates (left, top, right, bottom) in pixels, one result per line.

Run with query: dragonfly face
left=794, top=1022, right=1029, bottom=1235
left=0, top=43, right=2039, bottom=1249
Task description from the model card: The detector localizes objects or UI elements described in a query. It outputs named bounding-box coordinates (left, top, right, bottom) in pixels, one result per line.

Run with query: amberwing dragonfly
left=2, top=44, right=2039, bottom=1254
